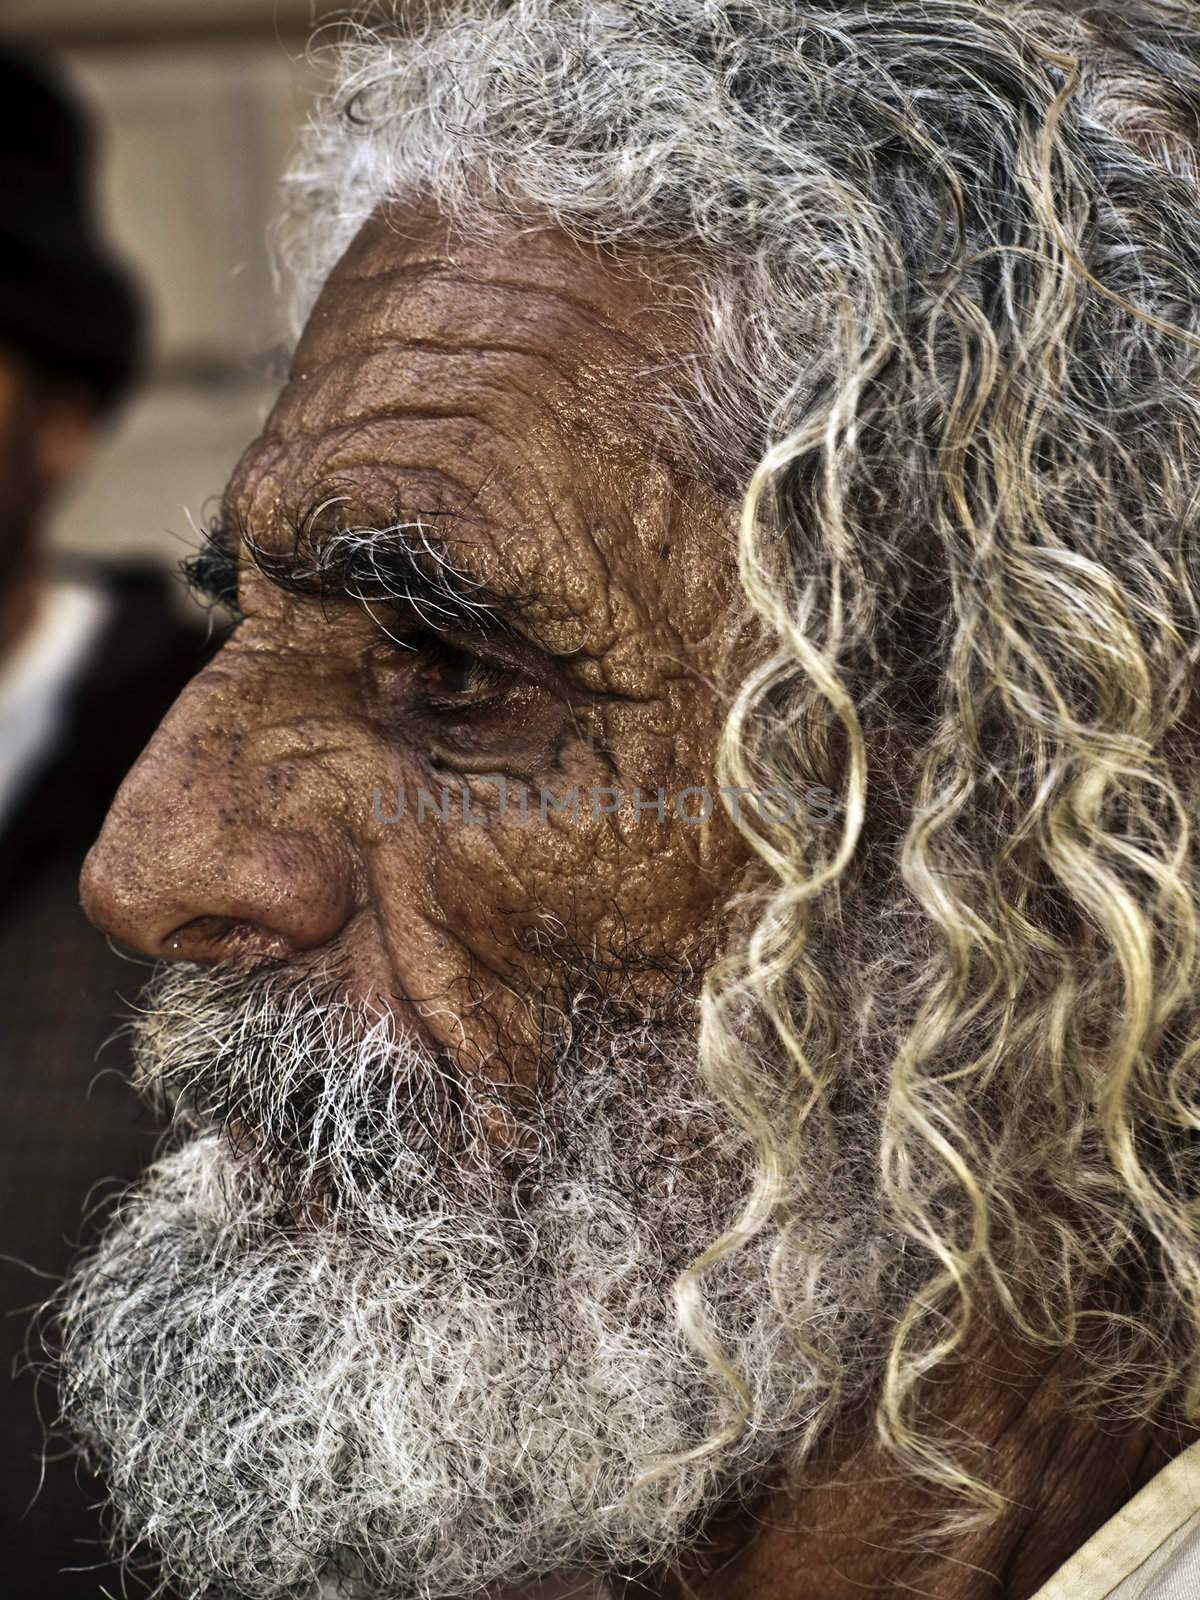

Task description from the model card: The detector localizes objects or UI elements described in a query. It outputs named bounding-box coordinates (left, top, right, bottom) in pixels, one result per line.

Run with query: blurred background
left=1, top=0, right=349, bottom=579
left=0, top=7, right=371, bottom=1592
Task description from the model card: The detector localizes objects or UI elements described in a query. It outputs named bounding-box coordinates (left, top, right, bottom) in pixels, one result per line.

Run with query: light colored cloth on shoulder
left=1031, top=1439, right=1200, bottom=1599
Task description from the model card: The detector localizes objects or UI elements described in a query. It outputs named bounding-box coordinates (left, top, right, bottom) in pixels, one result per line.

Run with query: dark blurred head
left=0, top=45, right=144, bottom=412
left=0, top=45, right=145, bottom=591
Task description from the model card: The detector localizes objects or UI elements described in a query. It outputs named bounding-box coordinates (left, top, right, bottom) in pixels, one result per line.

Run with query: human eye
left=390, top=628, right=522, bottom=720
left=370, top=614, right=574, bottom=764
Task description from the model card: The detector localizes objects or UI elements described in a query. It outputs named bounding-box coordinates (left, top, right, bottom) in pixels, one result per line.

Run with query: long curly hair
left=283, top=0, right=1200, bottom=1521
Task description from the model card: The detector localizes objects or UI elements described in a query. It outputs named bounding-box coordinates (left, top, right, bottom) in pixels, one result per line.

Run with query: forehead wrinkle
left=280, top=341, right=592, bottom=447
left=221, top=377, right=647, bottom=661
left=233, top=349, right=589, bottom=571
left=223, top=210, right=706, bottom=669
left=289, top=392, right=554, bottom=453
left=224, top=408, right=509, bottom=550
left=300, top=268, right=671, bottom=371
left=292, top=225, right=682, bottom=415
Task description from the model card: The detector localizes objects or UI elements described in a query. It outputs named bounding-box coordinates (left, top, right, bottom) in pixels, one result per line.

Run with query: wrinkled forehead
left=291, top=197, right=690, bottom=377
left=221, top=199, right=712, bottom=623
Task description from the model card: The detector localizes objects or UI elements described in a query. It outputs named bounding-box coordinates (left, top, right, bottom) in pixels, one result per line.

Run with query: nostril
left=164, top=915, right=235, bottom=956
left=162, top=915, right=291, bottom=966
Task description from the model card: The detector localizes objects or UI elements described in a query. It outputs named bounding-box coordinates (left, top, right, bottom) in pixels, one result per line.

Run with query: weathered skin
left=82, top=202, right=751, bottom=1095
left=80, top=205, right=1173, bottom=1599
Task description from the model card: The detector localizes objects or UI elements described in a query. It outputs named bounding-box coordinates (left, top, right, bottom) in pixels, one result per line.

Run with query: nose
left=80, top=674, right=357, bottom=965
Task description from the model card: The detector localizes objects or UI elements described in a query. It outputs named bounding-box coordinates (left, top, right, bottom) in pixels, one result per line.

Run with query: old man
left=54, top=2, right=1200, bottom=1597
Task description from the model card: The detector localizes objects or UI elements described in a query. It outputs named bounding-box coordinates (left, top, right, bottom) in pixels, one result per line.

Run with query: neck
left=0, top=548, right=42, bottom=661
left=655, top=1348, right=1186, bottom=1600
left=488, top=1345, right=1185, bottom=1600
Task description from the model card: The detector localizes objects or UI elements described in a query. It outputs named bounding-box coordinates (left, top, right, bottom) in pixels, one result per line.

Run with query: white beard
left=54, top=964, right=893, bottom=1599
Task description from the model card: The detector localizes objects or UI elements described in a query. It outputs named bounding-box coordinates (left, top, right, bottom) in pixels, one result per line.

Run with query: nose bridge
left=106, top=665, right=270, bottom=861
left=80, top=655, right=358, bottom=963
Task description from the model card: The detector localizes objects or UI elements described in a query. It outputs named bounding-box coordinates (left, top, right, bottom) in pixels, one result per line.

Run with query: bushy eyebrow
left=184, top=513, right=527, bottom=639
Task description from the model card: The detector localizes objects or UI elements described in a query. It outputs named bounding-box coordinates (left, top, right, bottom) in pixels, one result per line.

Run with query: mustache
left=125, top=958, right=706, bottom=1217
left=128, top=961, right=484, bottom=1207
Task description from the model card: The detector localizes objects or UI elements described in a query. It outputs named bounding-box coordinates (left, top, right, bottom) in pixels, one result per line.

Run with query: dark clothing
left=0, top=564, right=214, bottom=1596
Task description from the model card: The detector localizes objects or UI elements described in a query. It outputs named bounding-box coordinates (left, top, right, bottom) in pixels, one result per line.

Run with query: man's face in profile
left=65, top=203, right=883, bottom=1599
left=86, top=201, right=745, bottom=1089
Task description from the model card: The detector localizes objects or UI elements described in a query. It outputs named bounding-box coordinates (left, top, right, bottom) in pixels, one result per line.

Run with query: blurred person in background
left=0, top=44, right=212, bottom=1597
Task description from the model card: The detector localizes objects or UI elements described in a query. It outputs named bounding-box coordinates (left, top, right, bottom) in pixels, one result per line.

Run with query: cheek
left=412, top=782, right=744, bottom=984
left=354, top=687, right=745, bottom=1033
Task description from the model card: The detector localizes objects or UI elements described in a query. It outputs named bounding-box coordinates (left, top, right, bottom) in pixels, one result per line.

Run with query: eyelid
left=383, top=613, right=566, bottom=699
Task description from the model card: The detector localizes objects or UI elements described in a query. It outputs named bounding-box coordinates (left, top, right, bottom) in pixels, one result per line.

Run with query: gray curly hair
left=282, top=0, right=1200, bottom=1518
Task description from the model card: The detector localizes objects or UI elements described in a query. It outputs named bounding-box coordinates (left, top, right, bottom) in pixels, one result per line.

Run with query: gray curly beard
left=53, top=962, right=896, bottom=1600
